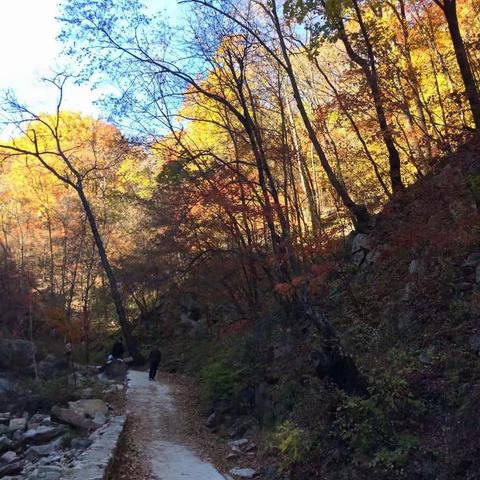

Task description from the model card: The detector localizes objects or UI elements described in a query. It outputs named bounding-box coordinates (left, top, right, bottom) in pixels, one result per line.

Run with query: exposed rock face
left=178, top=294, right=206, bottom=337
left=350, top=233, right=372, bottom=265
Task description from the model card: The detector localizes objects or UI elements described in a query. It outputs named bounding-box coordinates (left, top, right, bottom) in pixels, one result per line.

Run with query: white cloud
left=0, top=0, right=99, bottom=118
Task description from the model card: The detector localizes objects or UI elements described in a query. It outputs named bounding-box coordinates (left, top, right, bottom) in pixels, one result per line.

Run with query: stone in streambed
left=229, top=467, right=256, bottom=478
left=8, top=418, right=26, bottom=433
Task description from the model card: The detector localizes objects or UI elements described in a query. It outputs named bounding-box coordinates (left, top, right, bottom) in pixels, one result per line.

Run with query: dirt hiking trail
left=117, top=369, right=226, bottom=480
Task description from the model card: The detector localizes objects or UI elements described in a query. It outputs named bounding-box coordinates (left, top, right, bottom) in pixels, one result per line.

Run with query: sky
left=0, top=0, right=180, bottom=133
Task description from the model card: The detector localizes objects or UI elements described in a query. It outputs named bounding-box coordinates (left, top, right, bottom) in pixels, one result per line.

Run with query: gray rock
left=80, top=388, right=93, bottom=399
left=351, top=233, right=372, bottom=265
left=0, top=451, right=18, bottom=464
left=0, top=436, right=13, bottom=453
left=8, top=418, right=26, bottom=433
left=23, top=425, right=65, bottom=445
left=229, top=467, right=256, bottom=478
left=52, top=399, right=107, bottom=431
left=70, top=437, right=92, bottom=450
left=0, top=461, right=23, bottom=477
left=206, top=412, right=218, bottom=428
left=476, top=264, right=480, bottom=284
left=0, top=425, right=9, bottom=435
left=12, top=430, right=24, bottom=442
left=228, top=439, right=249, bottom=449
left=24, top=442, right=57, bottom=460
left=30, top=414, right=49, bottom=425
left=51, top=407, right=93, bottom=430
left=0, top=339, right=38, bottom=370
left=92, top=412, right=106, bottom=427
left=32, top=464, right=63, bottom=480
left=69, top=399, right=108, bottom=417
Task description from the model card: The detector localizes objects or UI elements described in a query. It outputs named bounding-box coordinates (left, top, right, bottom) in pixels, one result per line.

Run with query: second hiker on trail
left=148, top=346, right=161, bottom=381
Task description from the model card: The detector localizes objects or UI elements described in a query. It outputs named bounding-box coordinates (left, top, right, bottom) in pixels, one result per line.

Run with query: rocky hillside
left=163, top=135, right=480, bottom=480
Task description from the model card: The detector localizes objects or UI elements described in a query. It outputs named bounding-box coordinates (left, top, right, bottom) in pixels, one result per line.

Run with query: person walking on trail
left=149, top=347, right=161, bottom=381
left=111, top=339, right=125, bottom=360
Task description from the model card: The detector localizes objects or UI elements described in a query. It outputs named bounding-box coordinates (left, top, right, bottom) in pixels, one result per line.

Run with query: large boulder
left=68, top=399, right=108, bottom=418
left=0, top=339, right=38, bottom=370
left=52, top=399, right=108, bottom=431
left=51, top=406, right=93, bottom=430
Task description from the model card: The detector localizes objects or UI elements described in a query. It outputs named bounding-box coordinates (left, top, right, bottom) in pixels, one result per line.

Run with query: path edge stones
left=65, top=415, right=127, bottom=480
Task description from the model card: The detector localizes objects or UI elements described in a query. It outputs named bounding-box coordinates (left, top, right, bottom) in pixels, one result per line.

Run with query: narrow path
left=124, top=370, right=225, bottom=480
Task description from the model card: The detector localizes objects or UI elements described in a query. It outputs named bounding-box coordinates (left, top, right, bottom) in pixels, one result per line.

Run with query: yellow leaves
left=116, top=154, right=155, bottom=199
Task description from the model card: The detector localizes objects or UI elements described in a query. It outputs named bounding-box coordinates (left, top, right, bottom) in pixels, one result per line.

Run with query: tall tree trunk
left=337, top=0, right=404, bottom=194
left=270, top=3, right=370, bottom=231
left=76, top=185, right=144, bottom=365
left=439, top=0, right=480, bottom=129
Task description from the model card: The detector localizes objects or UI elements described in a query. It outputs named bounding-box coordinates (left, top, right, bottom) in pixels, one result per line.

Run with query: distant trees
left=1, top=0, right=479, bottom=365
left=55, top=0, right=480, bottom=321
left=0, top=79, right=145, bottom=364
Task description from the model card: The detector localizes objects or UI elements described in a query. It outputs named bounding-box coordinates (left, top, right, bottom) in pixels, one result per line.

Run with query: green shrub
left=333, top=358, right=424, bottom=474
left=270, top=420, right=311, bottom=471
left=199, top=359, right=238, bottom=404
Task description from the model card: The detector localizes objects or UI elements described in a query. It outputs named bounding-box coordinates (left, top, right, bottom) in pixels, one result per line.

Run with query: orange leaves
left=275, top=274, right=309, bottom=298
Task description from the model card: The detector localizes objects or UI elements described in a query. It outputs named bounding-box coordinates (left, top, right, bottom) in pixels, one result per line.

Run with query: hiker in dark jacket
left=149, top=347, right=161, bottom=381
left=111, top=340, right=125, bottom=360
